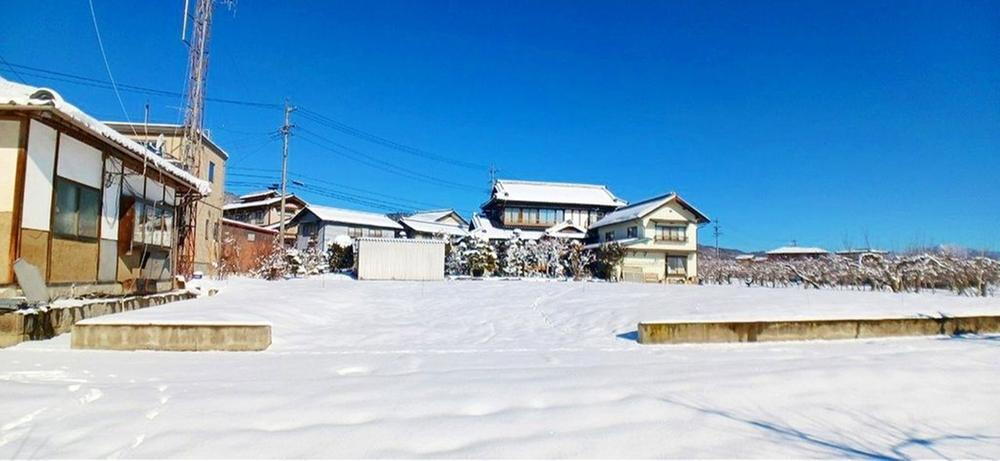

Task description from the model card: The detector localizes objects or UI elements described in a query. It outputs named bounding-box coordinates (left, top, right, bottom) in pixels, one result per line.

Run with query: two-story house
left=588, top=193, right=709, bottom=283
left=475, top=179, right=626, bottom=240
left=222, top=190, right=307, bottom=246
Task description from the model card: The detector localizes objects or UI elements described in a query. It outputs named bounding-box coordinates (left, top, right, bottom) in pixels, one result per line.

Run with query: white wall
left=101, top=156, right=122, bottom=239
left=0, top=120, right=19, bottom=213
left=21, top=120, right=57, bottom=231
left=57, top=134, right=103, bottom=188
left=357, top=239, right=445, bottom=281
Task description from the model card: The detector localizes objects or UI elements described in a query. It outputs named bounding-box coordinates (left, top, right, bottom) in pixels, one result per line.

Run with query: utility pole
left=278, top=100, right=295, bottom=249
left=713, top=220, right=722, bottom=258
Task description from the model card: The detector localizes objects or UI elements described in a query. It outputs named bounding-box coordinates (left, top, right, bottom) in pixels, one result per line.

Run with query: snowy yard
left=2, top=277, right=999, bottom=458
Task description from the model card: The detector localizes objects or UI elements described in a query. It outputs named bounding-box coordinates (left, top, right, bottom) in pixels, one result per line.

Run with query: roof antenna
left=489, top=164, right=498, bottom=186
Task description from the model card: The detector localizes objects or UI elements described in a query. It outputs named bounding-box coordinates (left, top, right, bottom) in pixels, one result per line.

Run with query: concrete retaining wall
left=638, top=315, right=1000, bottom=344
left=0, top=291, right=195, bottom=348
left=71, top=322, right=271, bottom=351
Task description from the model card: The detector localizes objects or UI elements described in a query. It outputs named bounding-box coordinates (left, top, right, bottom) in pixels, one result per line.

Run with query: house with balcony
left=475, top=179, right=626, bottom=240
left=587, top=193, right=710, bottom=283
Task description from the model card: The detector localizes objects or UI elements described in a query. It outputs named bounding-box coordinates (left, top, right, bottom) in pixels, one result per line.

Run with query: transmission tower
left=176, top=0, right=234, bottom=277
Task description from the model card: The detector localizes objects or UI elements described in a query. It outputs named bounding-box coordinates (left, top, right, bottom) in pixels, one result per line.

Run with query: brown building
left=1, top=78, right=209, bottom=298
left=103, top=121, right=228, bottom=277
left=223, top=190, right=306, bottom=246
left=220, top=218, right=278, bottom=274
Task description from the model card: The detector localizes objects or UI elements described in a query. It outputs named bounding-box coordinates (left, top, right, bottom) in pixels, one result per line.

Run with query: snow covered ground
left=2, top=277, right=999, bottom=458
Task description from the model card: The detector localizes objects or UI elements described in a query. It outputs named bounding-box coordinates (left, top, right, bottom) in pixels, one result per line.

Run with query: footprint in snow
left=79, top=388, right=103, bottom=404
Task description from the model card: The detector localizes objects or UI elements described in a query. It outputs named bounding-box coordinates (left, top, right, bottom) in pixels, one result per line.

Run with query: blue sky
left=3, top=0, right=998, bottom=251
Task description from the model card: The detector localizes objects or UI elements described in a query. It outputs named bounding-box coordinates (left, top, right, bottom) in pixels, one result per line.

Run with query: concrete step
left=71, top=321, right=271, bottom=351
left=638, top=315, right=1000, bottom=344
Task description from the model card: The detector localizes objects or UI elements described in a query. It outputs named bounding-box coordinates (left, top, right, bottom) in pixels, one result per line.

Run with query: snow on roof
left=0, top=77, right=210, bottom=195
left=222, top=218, right=279, bottom=234
left=223, top=196, right=283, bottom=210
left=489, top=179, right=626, bottom=207
left=469, top=215, right=585, bottom=241
left=735, top=254, right=755, bottom=260
left=583, top=237, right=645, bottom=249
left=590, top=193, right=710, bottom=228
left=239, top=190, right=277, bottom=200
left=305, top=205, right=404, bottom=230
left=407, top=209, right=461, bottom=223
left=543, top=221, right=587, bottom=239
left=399, top=218, right=469, bottom=237
left=766, top=246, right=830, bottom=255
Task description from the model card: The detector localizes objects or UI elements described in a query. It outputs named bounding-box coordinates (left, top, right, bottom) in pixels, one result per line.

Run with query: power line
left=296, top=127, right=485, bottom=193
left=0, top=54, right=28, bottom=83
left=230, top=167, right=445, bottom=210
left=298, top=108, right=488, bottom=171
left=3, top=62, right=281, bottom=109
left=87, top=0, right=138, bottom=136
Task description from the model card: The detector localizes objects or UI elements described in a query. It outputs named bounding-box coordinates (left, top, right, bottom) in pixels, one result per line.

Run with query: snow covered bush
left=562, top=240, right=595, bottom=280
left=446, top=236, right=499, bottom=276
left=499, top=231, right=534, bottom=277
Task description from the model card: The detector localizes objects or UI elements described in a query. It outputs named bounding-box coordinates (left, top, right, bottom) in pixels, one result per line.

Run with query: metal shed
left=355, top=238, right=445, bottom=281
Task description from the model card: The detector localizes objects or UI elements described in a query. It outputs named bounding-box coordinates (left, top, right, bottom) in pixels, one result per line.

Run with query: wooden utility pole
left=713, top=220, right=722, bottom=258
left=278, top=100, right=295, bottom=248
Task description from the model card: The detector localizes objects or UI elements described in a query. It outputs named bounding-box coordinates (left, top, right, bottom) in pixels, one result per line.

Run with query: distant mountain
left=697, top=244, right=748, bottom=258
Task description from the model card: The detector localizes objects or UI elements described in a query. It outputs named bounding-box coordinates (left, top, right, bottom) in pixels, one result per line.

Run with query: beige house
left=104, top=122, right=228, bottom=276
left=588, top=193, right=709, bottom=283
left=0, top=78, right=210, bottom=298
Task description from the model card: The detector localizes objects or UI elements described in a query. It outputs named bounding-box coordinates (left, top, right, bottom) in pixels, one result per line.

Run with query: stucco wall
left=0, top=119, right=20, bottom=284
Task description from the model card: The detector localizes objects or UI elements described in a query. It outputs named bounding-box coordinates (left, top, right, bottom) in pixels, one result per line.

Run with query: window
left=667, top=256, right=687, bottom=275
left=655, top=225, right=687, bottom=242
left=131, top=200, right=173, bottom=247
left=605, top=231, right=615, bottom=242
left=348, top=227, right=363, bottom=238
left=54, top=178, right=100, bottom=239
left=366, top=228, right=383, bottom=238
left=208, top=161, right=216, bottom=182
left=247, top=232, right=256, bottom=242
left=504, top=207, right=567, bottom=226
left=627, top=226, right=638, bottom=238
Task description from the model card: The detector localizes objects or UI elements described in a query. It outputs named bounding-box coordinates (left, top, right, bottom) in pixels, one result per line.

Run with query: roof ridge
left=497, top=178, right=610, bottom=189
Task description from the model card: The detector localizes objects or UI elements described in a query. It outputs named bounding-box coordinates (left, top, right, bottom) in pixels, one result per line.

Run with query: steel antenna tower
left=177, top=0, right=234, bottom=277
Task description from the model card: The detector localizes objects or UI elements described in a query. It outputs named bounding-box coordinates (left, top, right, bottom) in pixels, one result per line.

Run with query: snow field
left=1, top=277, right=998, bottom=458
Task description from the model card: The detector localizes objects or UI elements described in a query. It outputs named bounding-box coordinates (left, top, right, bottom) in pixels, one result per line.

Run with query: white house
left=290, top=204, right=404, bottom=250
